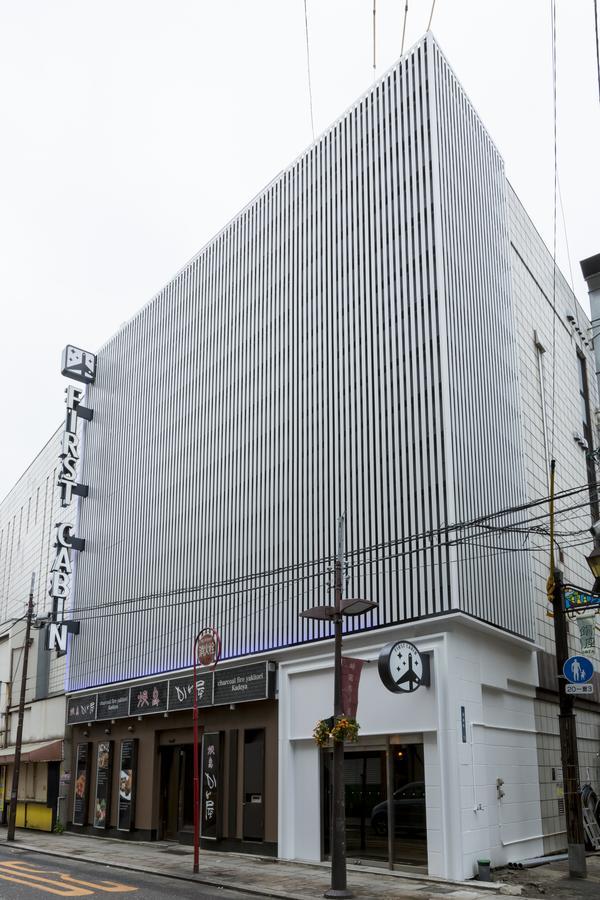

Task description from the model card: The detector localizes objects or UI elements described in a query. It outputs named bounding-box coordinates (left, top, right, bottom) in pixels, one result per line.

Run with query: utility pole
left=7, top=574, right=35, bottom=842
left=551, top=568, right=587, bottom=878
left=325, top=515, right=351, bottom=899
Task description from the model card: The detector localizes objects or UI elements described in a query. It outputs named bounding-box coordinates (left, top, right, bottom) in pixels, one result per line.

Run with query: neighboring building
left=42, top=32, right=599, bottom=880
left=508, top=189, right=600, bottom=857
left=0, top=427, right=72, bottom=832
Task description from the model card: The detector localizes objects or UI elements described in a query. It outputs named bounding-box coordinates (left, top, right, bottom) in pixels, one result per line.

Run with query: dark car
left=370, top=781, right=426, bottom=836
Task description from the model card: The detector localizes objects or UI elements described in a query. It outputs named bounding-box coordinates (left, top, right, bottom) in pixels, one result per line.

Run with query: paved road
left=0, top=846, right=250, bottom=898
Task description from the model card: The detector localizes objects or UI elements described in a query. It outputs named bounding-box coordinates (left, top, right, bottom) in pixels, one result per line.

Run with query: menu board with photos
left=93, top=741, right=114, bottom=829
left=73, top=742, right=91, bottom=826
left=117, top=739, right=138, bottom=831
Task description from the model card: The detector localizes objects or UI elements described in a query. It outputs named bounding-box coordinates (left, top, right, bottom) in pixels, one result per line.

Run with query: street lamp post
left=301, top=515, right=377, bottom=899
left=329, top=544, right=348, bottom=899
left=193, top=627, right=221, bottom=875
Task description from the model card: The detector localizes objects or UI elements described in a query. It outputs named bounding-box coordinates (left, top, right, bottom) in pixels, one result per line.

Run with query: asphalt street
left=0, top=846, right=250, bottom=899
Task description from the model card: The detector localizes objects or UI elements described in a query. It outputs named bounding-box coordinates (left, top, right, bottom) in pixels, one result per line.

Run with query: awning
left=0, top=740, right=63, bottom=765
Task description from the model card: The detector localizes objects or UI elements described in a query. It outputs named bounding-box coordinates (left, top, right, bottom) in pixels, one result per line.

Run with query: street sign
left=563, top=655, right=594, bottom=684
left=564, top=586, right=600, bottom=612
left=196, top=627, right=221, bottom=668
left=565, top=683, right=594, bottom=696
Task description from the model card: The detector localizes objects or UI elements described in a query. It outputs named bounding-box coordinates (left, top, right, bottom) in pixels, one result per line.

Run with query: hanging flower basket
left=313, top=716, right=360, bottom=748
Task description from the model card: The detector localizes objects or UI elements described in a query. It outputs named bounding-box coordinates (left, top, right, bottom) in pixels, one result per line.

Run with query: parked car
left=370, top=781, right=426, bottom=836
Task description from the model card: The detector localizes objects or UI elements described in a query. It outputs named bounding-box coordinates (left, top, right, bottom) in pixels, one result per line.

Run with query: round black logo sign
left=378, top=640, right=425, bottom=693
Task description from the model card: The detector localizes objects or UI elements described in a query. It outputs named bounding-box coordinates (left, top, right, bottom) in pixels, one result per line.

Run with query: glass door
left=322, top=743, right=427, bottom=868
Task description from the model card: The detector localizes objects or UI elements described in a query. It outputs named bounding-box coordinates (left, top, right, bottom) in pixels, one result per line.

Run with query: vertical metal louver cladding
left=430, top=44, right=534, bottom=638
left=69, top=34, right=531, bottom=693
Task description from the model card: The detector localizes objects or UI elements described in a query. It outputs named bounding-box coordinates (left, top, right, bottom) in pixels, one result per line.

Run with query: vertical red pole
left=193, top=635, right=200, bottom=874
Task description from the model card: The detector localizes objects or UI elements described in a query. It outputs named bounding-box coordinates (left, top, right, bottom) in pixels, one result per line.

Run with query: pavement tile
left=0, top=827, right=501, bottom=900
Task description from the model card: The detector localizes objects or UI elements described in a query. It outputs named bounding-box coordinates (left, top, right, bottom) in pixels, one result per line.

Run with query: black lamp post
left=300, top=515, right=377, bottom=899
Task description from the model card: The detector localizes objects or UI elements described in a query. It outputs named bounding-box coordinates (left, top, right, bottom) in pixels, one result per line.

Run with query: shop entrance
left=159, top=745, right=195, bottom=841
left=322, top=743, right=427, bottom=868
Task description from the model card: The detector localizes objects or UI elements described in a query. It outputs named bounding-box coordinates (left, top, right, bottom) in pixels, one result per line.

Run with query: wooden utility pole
left=7, top=574, right=35, bottom=842
left=552, top=568, right=587, bottom=877
left=548, top=460, right=587, bottom=878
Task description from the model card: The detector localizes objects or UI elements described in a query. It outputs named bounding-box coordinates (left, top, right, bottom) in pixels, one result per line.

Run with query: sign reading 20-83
left=378, top=640, right=431, bottom=694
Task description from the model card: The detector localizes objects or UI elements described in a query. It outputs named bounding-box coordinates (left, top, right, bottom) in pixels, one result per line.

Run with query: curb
left=0, top=839, right=509, bottom=898
left=0, top=842, right=309, bottom=900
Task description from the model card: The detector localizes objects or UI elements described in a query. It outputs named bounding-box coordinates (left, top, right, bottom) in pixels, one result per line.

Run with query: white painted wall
left=278, top=615, right=544, bottom=880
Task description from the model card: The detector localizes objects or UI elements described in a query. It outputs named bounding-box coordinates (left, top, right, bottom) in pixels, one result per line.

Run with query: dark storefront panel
left=243, top=729, right=265, bottom=841
left=68, top=699, right=277, bottom=854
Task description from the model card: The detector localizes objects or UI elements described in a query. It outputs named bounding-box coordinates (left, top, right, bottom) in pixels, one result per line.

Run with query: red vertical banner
left=341, top=657, right=364, bottom=718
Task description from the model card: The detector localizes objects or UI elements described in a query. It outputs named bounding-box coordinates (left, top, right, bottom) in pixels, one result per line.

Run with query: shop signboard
left=168, top=671, right=214, bottom=711
left=46, top=345, right=95, bottom=659
left=378, top=641, right=430, bottom=693
left=93, top=741, right=114, bottom=829
left=129, top=680, right=168, bottom=716
left=67, top=693, right=97, bottom=725
left=201, top=732, right=222, bottom=840
left=73, top=742, right=91, bottom=826
left=213, top=662, right=274, bottom=706
left=67, top=661, right=276, bottom=724
left=97, top=689, right=130, bottom=720
left=117, top=739, right=138, bottom=831
left=564, top=586, right=600, bottom=611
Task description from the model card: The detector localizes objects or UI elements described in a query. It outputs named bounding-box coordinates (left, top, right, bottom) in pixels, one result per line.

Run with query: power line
left=556, top=174, right=575, bottom=292
left=373, top=0, right=377, bottom=79
left=303, top=0, right=315, bottom=141
left=67, top=522, right=600, bottom=692
left=401, top=1, right=409, bottom=55
left=63, top=480, right=599, bottom=626
left=550, top=0, right=558, bottom=459
left=58, top=493, right=600, bottom=687
left=594, top=0, right=600, bottom=105
left=68, top=491, right=597, bottom=630
left=427, top=0, right=437, bottom=32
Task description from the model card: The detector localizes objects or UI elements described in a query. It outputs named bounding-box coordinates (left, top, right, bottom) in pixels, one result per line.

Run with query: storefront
left=277, top=617, right=546, bottom=881
left=0, top=740, right=63, bottom=832
left=66, top=661, right=278, bottom=854
left=322, top=744, right=427, bottom=868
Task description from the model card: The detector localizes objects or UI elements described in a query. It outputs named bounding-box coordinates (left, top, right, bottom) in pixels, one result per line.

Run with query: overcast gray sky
left=1, top=0, right=599, bottom=500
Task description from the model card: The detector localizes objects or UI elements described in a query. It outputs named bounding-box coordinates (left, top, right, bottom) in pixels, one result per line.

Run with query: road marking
left=0, top=861, right=138, bottom=895
left=61, top=873, right=138, bottom=893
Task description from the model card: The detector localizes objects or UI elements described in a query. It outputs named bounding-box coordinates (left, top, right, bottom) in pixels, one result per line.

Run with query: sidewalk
left=0, top=828, right=517, bottom=899
left=497, top=854, right=600, bottom=899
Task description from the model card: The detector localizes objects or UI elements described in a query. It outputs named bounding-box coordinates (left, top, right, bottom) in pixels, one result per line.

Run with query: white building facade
left=38, top=32, right=600, bottom=880
left=0, top=427, right=73, bottom=831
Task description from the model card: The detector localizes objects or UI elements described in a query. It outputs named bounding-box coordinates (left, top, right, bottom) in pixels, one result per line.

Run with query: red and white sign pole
left=193, top=626, right=221, bottom=874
